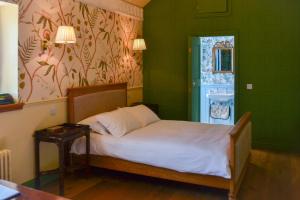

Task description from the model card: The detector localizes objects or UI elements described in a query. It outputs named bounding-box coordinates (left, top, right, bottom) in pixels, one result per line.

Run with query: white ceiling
left=122, top=0, right=151, bottom=8
left=80, top=0, right=144, bottom=20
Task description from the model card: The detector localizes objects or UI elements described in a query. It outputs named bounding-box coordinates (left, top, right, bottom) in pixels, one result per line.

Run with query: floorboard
left=39, top=150, right=300, bottom=200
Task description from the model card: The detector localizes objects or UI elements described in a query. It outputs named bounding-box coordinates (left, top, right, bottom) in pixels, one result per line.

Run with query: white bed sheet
left=71, top=120, right=233, bottom=179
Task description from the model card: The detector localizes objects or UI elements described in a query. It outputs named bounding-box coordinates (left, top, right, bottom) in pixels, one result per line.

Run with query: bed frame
left=67, top=83, right=252, bottom=200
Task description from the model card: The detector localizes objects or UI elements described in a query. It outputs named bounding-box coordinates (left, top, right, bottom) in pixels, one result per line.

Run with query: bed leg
left=229, top=177, right=237, bottom=200
left=228, top=190, right=237, bottom=200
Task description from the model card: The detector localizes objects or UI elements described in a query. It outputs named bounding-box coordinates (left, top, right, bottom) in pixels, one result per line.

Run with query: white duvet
left=71, top=120, right=233, bottom=179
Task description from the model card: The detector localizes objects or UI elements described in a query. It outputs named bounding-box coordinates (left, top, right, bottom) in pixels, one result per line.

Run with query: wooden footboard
left=228, top=112, right=252, bottom=200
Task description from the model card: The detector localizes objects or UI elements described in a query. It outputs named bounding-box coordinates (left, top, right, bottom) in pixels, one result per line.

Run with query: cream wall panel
left=0, top=100, right=67, bottom=184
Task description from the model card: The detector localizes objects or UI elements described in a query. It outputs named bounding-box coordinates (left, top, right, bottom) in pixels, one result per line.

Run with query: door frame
left=188, top=37, right=201, bottom=121
left=188, top=31, right=239, bottom=123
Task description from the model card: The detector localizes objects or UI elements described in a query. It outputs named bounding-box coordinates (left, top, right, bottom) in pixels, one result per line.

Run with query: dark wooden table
left=0, top=180, right=70, bottom=200
left=34, top=123, right=90, bottom=196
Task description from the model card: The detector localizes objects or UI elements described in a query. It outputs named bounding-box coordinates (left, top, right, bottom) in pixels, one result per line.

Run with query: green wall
left=143, top=0, right=300, bottom=152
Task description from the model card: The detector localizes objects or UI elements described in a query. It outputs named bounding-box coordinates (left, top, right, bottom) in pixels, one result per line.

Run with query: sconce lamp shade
left=133, top=39, right=146, bottom=50
left=55, top=26, right=76, bottom=44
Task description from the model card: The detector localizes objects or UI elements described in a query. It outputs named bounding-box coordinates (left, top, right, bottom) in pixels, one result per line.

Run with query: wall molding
left=195, top=0, right=231, bottom=18
left=24, top=97, right=67, bottom=108
left=128, top=85, right=143, bottom=90
left=79, top=0, right=144, bottom=20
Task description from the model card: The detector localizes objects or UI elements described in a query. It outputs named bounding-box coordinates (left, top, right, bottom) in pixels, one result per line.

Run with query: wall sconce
left=41, top=26, right=76, bottom=51
left=133, top=38, right=146, bottom=51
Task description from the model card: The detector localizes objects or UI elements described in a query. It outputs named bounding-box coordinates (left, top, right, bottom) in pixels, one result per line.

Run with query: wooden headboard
left=67, top=83, right=127, bottom=123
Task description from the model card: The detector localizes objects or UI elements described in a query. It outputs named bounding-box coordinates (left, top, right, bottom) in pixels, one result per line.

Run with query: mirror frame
left=212, top=41, right=235, bottom=74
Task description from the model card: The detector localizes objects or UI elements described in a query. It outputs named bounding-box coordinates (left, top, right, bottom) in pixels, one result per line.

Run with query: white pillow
left=120, top=105, right=160, bottom=127
left=78, top=115, right=110, bottom=135
left=96, top=109, right=142, bottom=137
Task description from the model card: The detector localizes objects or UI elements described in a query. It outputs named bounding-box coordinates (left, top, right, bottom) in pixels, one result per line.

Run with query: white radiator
left=0, top=149, right=12, bottom=181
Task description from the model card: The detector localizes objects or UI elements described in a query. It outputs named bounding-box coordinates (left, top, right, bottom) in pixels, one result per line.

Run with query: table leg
left=34, top=139, right=40, bottom=189
left=58, top=143, right=65, bottom=196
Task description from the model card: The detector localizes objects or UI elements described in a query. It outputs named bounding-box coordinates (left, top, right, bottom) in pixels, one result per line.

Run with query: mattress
left=71, top=120, right=233, bottom=178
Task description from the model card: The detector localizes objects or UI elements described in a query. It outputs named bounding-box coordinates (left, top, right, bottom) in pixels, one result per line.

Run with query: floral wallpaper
left=200, top=36, right=234, bottom=85
left=5, top=0, right=142, bottom=102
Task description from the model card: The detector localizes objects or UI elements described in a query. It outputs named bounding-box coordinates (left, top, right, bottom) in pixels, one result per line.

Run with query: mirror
left=212, top=41, right=234, bottom=73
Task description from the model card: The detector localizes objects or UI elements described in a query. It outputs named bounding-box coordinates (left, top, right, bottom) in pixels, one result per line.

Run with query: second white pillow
left=120, top=105, right=160, bottom=127
left=78, top=115, right=110, bottom=135
left=96, top=109, right=142, bottom=137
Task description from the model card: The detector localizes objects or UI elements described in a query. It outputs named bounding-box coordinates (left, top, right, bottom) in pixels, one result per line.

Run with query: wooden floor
left=42, top=150, right=300, bottom=200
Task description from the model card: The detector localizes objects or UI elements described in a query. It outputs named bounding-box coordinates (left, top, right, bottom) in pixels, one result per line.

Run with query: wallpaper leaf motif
left=19, top=35, right=37, bottom=64
left=88, top=8, right=99, bottom=29
left=5, top=0, right=142, bottom=102
left=79, top=2, right=90, bottom=18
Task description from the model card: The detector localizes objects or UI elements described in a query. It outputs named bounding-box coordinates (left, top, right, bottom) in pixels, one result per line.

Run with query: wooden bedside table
left=34, top=123, right=90, bottom=196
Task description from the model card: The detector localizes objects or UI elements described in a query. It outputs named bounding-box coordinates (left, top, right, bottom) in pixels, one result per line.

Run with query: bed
left=67, top=83, right=252, bottom=200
